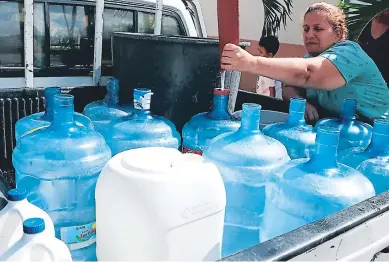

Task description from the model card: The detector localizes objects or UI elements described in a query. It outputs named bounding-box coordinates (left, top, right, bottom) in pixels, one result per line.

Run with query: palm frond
left=338, top=0, right=389, bottom=40
left=262, top=0, right=293, bottom=37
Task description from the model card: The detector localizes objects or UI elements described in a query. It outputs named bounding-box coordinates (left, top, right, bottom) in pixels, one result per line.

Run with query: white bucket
left=96, top=147, right=226, bottom=261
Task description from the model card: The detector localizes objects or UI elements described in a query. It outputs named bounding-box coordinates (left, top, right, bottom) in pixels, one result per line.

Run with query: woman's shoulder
left=328, top=40, right=362, bottom=53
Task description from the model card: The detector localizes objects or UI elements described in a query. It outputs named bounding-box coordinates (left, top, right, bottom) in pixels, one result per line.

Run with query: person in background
left=221, top=2, right=389, bottom=123
left=256, top=36, right=280, bottom=97
left=358, top=9, right=389, bottom=86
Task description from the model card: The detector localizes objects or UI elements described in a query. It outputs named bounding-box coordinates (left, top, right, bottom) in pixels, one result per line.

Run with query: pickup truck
left=1, top=0, right=389, bottom=260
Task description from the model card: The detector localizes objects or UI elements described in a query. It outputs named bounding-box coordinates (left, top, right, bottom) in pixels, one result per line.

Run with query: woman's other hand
left=221, top=43, right=257, bottom=73
left=305, top=102, right=320, bottom=122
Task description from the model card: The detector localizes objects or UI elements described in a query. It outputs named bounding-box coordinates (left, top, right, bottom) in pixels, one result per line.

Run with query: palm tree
left=338, top=0, right=389, bottom=40
left=262, top=0, right=294, bottom=36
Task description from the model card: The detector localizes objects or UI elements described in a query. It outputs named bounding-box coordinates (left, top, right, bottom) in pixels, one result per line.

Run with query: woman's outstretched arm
left=222, top=43, right=346, bottom=90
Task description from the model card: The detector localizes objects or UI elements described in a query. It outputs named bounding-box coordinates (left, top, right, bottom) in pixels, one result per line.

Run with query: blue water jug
left=339, top=119, right=389, bottom=195
left=262, top=98, right=316, bottom=159
left=203, top=103, right=290, bottom=257
left=261, top=126, right=375, bottom=242
left=15, top=87, right=94, bottom=142
left=182, top=88, right=240, bottom=155
left=12, top=94, right=112, bottom=261
left=105, top=88, right=181, bottom=155
left=314, top=99, right=372, bottom=151
left=83, top=78, right=133, bottom=136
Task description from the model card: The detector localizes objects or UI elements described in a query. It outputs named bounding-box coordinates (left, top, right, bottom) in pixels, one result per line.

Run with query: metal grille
left=0, top=89, right=45, bottom=187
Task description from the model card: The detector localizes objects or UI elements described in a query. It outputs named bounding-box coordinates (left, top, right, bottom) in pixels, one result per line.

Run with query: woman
left=221, top=3, right=389, bottom=122
left=358, top=9, right=389, bottom=86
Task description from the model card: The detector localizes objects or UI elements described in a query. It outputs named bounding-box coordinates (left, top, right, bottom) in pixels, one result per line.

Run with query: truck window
left=102, top=8, right=135, bottom=66
left=0, top=1, right=23, bottom=68
left=48, top=4, right=95, bottom=70
left=138, top=11, right=185, bottom=36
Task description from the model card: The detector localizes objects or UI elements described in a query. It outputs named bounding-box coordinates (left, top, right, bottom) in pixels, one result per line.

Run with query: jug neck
left=287, top=98, right=306, bottom=125
left=340, top=99, right=357, bottom=121
left=43, top=87, right=61, bottom=121
left=368, top=119, right=389, bottom=155
left=239, top=103, right=261, bottom=133
left=208, top=89, right=230, bottom=119
left=309, top=127, right=339, bottom=169
left=51, top=94, right=76, bottom=129
left=104, top=78, right=120, bottom=106
left=133, top=88, right=153, bottom=114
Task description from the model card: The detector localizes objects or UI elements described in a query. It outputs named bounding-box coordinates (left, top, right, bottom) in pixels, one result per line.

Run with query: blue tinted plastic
left=83, top=78, right=133, bottom=136
left=13, top=94, right=111, bottom=261
left=15, top=87, right=94, bottom=142
left=314, top=99, right=372, bottom=151
left=203, top=103, right=290, bottom=257
left=261, top=126, right=375, bottom=242
left=182, top=88, right=240, bottom=154
left=262, top=98, right=316, bottom=159
left=339, top=119, right=389, bottom=194
left=105, top=88, right=181, bottom=155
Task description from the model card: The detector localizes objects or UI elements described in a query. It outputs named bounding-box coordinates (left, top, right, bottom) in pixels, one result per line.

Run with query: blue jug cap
left=373, top=119, right=389, bottom=135
left=289, top=98, right=306, bottom=113
left=44, top=87, right=61, bottom=97
left=7, top=188, right=27, bottom=201
left=316, top=126, right=340, bottom=146
left=134, top=88, right=153, bottom=110
left=23, top=218, right=45, bottom=234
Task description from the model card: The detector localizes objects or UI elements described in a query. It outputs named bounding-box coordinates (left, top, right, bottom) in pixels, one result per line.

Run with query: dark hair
left=258, top=36, right=280, bottom=56
left=305, top=2, right=348, bottom=40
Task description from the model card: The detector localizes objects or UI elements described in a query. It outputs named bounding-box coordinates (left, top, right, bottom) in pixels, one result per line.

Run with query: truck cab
left=1, top=0, right=389, bottom=261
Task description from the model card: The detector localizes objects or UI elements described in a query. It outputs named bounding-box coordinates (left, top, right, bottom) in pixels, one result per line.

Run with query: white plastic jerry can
left=0, top=218, right=72, bottom=261
left=0, top=189, right=55, bottom=256
left=95, top=147, right=226, bottom=261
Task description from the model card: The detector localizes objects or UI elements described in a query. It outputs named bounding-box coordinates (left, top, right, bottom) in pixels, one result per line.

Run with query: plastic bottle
left=182, top=88, right=240, bottom=155
left=261, top=126, right=375, bottom=242
left=314, top=99, right=372, bottom=151
left=203, top=103, right=290, bottom=257
left=105, top=88, right=181, bottom=155
left=0, top=189, right=55, bottom=256
left=262, top=98, right=316, bottom=159
left=12, top=94, right=112, bottom=261
left=15, top=87, right=93, bottom=142
left=0, top=218, right=72, bottom=261
left=83, top=77, right=133, bottom=136
left=339, top=119, right=389, bottom=195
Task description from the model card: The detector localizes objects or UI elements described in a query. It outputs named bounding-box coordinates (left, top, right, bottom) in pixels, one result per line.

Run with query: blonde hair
left=305, top=2, right=348, bottom=40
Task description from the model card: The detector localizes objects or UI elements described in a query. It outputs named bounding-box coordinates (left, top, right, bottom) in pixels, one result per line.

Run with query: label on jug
left=60, top=221, right=96, bottom=251
left=182, top=146, right=203, bottom=155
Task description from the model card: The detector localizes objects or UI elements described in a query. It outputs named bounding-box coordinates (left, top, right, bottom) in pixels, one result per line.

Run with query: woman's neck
left=371, top=19, right=389, bottom=39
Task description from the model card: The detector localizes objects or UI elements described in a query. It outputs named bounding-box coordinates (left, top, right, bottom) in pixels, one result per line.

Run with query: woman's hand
left=305, top=102, right=320, bottom=122
left=221, top=43, right=257, bottom=73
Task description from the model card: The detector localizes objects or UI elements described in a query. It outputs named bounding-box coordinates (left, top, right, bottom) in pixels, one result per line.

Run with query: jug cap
left=289, top=98, right=306, bottom=113
left=23, top=218, right=45, bottom=234
left=134, top=88, right=153, bottom=110
left=214, top=88, right=230, bottom=95
left=7, top=188, right=27, bottom=201
left=316, top=126, right=340, bottom=146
